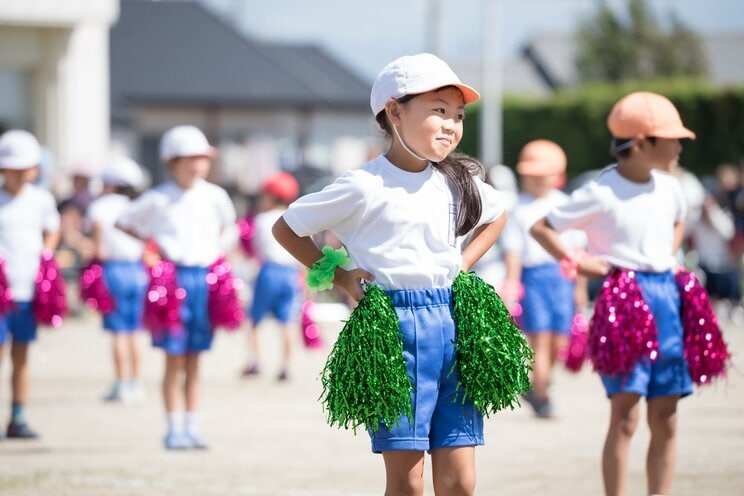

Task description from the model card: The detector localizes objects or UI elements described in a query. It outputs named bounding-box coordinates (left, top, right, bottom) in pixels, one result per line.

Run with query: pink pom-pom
left=300, top=300, right=323, bottom=349
left=564, top=313, right=589, bottom=373
left=207, top=257, right=245, bottom=331
left=33, top=250, right=67, bottom=328
left=79, top=261, right=115, bottom=314
left=0, top=257, right=15, bottom=316
left=675, top=269, right=731, bottom=385
left=588, top=269, right=659, bottom=376
left=143, top=260, right=184, bottom=338
left=237, top=216, right=256, bottom=258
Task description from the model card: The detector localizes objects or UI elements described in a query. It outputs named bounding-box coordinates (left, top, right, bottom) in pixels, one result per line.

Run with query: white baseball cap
left=370, top=53, right=480, bottom=116
left=0, top=129, right=42, bottom=170
left=159, top=125, right=216, bottom=163
left=101, top=156, right=144, bottom=188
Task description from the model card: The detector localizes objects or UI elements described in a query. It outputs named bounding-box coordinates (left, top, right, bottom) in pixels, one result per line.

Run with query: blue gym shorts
left=0, top=301, right=37, bottom=345
left=103, top=260, right=148, bottom=333
left=601, top=270, right=693, bottom=400
left=369, top=287, right=484, bottom=453
left=520, top=263, right=574, bottom=334
left=249, top=262, right=300, bottom=325
left=152, top=265, right=214, bottom=355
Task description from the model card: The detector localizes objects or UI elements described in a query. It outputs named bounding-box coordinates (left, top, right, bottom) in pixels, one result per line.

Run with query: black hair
left=114, top=184, right=139, bottom=199
left=611, top=136, right=657, bottom=159
left=375, top=90, right=483, bottom=236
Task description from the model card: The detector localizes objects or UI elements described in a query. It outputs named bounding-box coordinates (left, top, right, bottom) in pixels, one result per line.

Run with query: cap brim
left=653, top=127, right=696, bottom=140
left=409, top=83, right=481, bottom=105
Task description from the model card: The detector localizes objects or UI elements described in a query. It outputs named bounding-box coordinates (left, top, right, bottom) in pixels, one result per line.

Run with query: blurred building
left=0, top=0, right=118, bottom=174
left=111, top=0, right=376, bottom=193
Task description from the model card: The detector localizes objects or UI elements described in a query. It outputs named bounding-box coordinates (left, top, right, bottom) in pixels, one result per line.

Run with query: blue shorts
left=601, top=271, right=693, bottom=399
left=152, top=265, right=213, bottom=355
left=0, top=302, right=37, bottom=345
left=249, top=262, right=300, bottom=325
left=103, top=260, right=148, bottom=333
left=369, top=287, right=484, bottom=453
left=520, top=263, right=574, bottom=334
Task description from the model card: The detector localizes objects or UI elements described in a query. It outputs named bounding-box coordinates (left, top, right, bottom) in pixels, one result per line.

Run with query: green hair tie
left=306, top=245, right=351, bottom=291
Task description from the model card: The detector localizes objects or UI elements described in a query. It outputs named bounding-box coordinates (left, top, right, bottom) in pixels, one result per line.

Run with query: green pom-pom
left=451, top=271, right=534, bottom=417
left=306, top=246, right=351, bottom=291
left=320, top=285, right=413, bottom=433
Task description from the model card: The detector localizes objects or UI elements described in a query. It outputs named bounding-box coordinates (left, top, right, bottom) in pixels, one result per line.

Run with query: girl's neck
left=385, top=146, right=429, bottom=173
left=616, top=158, right=651, bottom=183
left=3, top=182, right=26, bottom=197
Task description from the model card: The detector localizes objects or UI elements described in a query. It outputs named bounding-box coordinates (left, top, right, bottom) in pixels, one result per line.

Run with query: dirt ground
left=0, top=308, right=742, bottom=495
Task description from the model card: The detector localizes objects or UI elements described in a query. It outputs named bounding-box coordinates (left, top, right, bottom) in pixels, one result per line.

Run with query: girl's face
left=643, top=137, right=682, bottom=172
left=1, top=167, right=38, bottom=194
left=521, top=173, right=560, bottom=197
left=393, top=87, right=465, bottom=165
left=168, top=155, right=211, bottom=188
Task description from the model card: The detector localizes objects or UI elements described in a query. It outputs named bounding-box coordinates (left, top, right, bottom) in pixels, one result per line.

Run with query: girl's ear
left=385, top=100, right=403, bottom=126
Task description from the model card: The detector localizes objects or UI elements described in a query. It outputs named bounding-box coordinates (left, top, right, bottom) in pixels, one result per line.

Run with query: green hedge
left=460, top=81, right=744, bottom=178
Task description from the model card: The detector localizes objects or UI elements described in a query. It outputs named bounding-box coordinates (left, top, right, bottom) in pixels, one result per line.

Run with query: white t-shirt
left=253, top=208, right=300, bottom=267
left=117, top=179, right=236, bottom=267
left=283, top=155, right=505, bottom=290
left=0, top=184, right=60, bottom=301
left=501, top=190, right=586, bottom=267
left=546, top=166, right=686, bottom=272
left=87, top=194, right=144, bottom=262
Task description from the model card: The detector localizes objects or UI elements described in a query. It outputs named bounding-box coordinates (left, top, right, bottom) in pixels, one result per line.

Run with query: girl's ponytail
left=432, top=153, right=482, bottom=236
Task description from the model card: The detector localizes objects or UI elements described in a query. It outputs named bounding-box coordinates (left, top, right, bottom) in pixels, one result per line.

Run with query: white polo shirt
left=253, top=208, right=300, bottom=267
left=546, top=166, right=686, bottom=272
left=117, top=179, right=236, bottom=267
left=0, top=184, right=60, bottom=301
left=86, top=193, right=144, bottom=262
left=283, top=155, right=505, bottom=290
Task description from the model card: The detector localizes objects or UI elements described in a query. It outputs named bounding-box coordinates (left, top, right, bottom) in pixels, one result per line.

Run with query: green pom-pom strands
left=320, top=284, right=413, bottom=433
left=451, top=271, right=534, bottom=416
left=306, top=246, right=351, bottom=291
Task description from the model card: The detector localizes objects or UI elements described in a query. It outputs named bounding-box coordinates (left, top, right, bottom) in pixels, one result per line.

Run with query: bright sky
left=199, top=0, right=743, bottom=81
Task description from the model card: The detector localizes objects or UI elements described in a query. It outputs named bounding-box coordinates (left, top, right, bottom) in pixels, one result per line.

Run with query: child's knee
left=433, top=471, right=476, bottom=496
left=386, top=475, right=424, bottom=496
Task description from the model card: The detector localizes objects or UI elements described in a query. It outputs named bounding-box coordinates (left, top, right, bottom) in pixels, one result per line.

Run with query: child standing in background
left=86, top=156, right=148, bottom=403
left=116, top=125, right=236, bottom=450
left=241, top=172, right=302, bottom=381
left=273, top=53, right=507, bottom=495
left=0, top=130, right=61, bottom=439
left=500, top=139, right=585, bottom=419
left=531, top=92, right=697, bottom=496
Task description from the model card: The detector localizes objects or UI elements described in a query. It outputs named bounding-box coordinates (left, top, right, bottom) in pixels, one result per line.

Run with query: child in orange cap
left=500, top=139, right=586, bottom=419
left=532, top=92, right=703, bottom=496
left=241, top=172, right=302, bottom=381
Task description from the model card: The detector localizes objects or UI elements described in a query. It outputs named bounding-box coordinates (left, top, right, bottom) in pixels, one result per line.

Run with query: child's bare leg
left=279, top=322, right=293, bottom=377
left=646, top=395, right=680, bottom=496
left=10, top=343, right=30, bottom=405
left=549, top=333, right=568, bottom=368
left=603, top=393, right=641, bottom=496
left=127, top=333, right=142, bottom=380
left=382, top=450, right=425, bottom=496
left=527, top=333, right=550, bottom=400
left=184, top=353, right=200, bottom=412
left=112, top=334, right=127, bottom=380
left=162, top=353, right=185, bottom=412
left=431, top=446, right=476, bottom=496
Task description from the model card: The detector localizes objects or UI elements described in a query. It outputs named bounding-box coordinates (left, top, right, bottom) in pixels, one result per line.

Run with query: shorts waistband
left=384, top=287, right=452, bottom=308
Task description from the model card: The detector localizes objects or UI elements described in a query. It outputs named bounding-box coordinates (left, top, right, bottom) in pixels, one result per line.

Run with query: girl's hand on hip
left=578, top=256, right=610, bottom=278
left=335, top=268, right=375, bottom=302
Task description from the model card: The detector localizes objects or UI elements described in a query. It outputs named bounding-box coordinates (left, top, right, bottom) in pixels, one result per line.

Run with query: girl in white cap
left=116, top=125, right=237, bottom=450
left=85, top=156, right=148, bottom=404
left=531, top=92, right=724, bottom=496
left=273, top=54, right=509, bottom=495
left=0, top=129, right=61, bottom=439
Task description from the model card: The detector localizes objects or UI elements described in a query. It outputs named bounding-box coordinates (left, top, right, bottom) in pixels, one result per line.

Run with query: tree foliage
left=577, top=0, right=707, bottom=83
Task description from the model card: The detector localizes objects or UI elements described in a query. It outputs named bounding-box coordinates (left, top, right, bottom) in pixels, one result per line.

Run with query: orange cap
left=607, top=91, right=695, bottom=140
left=263, top=172, right=299, bottom=203
left=516, top=140, right=567, bottom=176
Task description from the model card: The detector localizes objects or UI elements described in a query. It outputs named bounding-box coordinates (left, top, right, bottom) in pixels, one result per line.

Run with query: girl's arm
left=672, top=220, right=685, bottom=255
left=42, top=229, right=61, bottom=252
left=530, top=217, right=609, bottom=278
left=501, top=250, right=523, bottom=313
left=90, top=221, right=103, bottom=260
left=461, top=213, right=507, bottom=272
left=272, top=217, right=373, bottom=302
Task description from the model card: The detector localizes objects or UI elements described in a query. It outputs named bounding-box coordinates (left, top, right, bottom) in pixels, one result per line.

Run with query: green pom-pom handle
left=306, top=245, right=351, bottom=291
left=320, top=285, right=413, bottom=433
left=451, top=271, right=535, bottom=417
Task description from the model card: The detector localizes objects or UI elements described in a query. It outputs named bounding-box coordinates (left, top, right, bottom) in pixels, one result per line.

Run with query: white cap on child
left=370, top=53, right=480, bottom=116
left=0, top=129, right=42, bottom=170
left=101, top=156, right=145, bottom=188
left=159, top=125, right=216, bottom=163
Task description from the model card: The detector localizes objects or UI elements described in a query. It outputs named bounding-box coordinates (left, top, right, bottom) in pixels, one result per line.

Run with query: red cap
left=516, top=140, right=567, bottom=176
left=263, top=172, right=299, bottom=203
left=607, top=92, right=695, bottom=140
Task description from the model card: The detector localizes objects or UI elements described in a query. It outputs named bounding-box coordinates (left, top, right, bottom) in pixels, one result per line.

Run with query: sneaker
left=240, top=363, right=260, bottom=377
left=164, top=431, right=190, bottom=450
left=186, top=431, right=209, bottom=450
left=103, top=383, right=125, bottom=403
left=124, top=381, right=146, bottom=405
left=522, top=391, right=554, bottom=419
left=7, top=422, right=39, bottom=439
left=277, top=369, right=289, bottom=382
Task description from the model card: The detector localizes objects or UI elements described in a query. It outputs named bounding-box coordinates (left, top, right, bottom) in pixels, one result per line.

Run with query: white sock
left=184, top=411, right=200, bottom=436
left=167, top=411, right=184, bottom=435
